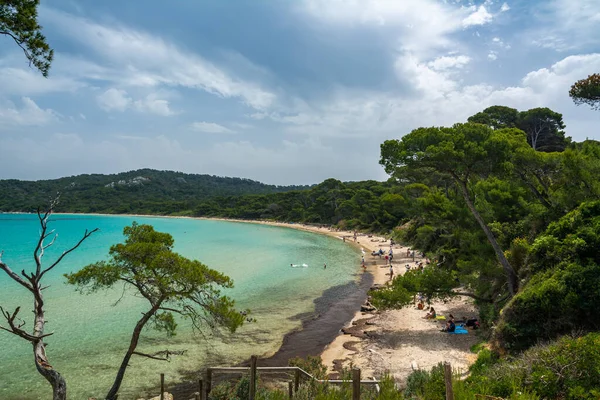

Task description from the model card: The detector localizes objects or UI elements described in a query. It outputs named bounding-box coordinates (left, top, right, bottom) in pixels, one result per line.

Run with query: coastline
left=50, top=213, right=479, bottom=391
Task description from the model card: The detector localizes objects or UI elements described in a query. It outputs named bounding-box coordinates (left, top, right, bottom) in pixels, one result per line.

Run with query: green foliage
left=66, top=222, right=245, bottom=336
left=0, top=168, right=310, bottom=214
left=530, top=200, right=600, bottom=272
left=467, top=105, right=569, bottom=152
left=403, top=363, right=445, bottom=400
left=66, top=223, right=246, bottom=398
left=569, top=73, right=600, bottom=110
left=517, top=107, right=568, bottom=152
left=468, top=105, right=519, bottom=130
left=494, top=262, right=600, bottom=351
left=0, top=0, right=53, bottom=76
left=289, top=356, right=328, bottom=380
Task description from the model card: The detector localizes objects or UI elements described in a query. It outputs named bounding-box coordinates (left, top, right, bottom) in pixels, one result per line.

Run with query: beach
left=202, top=220, right=480, bottom=385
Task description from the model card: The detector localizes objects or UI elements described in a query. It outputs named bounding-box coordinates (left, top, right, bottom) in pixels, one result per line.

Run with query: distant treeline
left=193, top=179, right=407, bottom=232
left=0, top=169, right=311, bottom=214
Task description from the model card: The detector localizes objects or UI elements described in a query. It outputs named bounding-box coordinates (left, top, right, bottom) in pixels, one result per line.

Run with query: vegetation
left=65, top=223, right=246, bottom=400
left=0, top=169, right=310, bottom=214
left=405, top=333, right=600, bottom=399
left=1, top=0, right=53, bottom=76
left=0, top=200, right=97, bottom=400
left=570, top=73, right=600, bottom=110
left=467, top=105, right=569, bottom=152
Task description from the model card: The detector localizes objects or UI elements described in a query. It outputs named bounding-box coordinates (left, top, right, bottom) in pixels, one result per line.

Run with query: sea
left=0, top=214, right=361, bottom=399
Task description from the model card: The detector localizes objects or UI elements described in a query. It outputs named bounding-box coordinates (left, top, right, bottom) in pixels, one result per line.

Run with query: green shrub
left=469, top=348, right=500, bottom=375
left=403, top=363, right=445, bottom=400
left=494, top=262, right=600, bottom=351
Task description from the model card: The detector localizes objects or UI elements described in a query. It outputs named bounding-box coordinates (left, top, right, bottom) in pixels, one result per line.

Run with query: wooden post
left=160, top=373, right=165, bottom=400
left=249, top=355, right=258, bottom=400
left=444, top=362, right=454, bottom=400
left=352, top=368, right=361, bottom=400
left=198, top=379, right=203, bottom=398
left=205, top=369, right=212, bottom=399
left=288, top=381, right=293, bottom=399
left=294, top=369, right=300, bottom=392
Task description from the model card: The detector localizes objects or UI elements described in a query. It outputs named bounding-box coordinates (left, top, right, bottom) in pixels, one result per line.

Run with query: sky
left=1, top=0, right=599, bottom=185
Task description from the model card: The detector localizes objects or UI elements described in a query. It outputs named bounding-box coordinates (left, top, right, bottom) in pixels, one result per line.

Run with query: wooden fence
left=152, top=360, right=472, bottom=400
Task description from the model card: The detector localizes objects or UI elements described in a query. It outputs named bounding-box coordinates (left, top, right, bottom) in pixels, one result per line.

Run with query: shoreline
left=43, top=213, right=479, bottom=392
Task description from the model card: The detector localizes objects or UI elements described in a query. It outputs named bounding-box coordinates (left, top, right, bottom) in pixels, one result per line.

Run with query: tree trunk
left=34, top=341, right=67, bottom=400
left=453, top=176, right=519, bottom=296
left=33, top=289, right=67, bottom=400
left=106, top=303, right=161, bottom=400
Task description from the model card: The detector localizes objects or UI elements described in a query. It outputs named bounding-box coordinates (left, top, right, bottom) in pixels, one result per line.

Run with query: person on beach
left=389, top=265, right=394, bottom=280
left=423, top=307, right=436, bottom=319
left=442, top=314, right=456, bottom=332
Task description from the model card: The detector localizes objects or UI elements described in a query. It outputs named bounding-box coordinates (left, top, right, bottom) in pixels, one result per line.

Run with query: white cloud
left=492, top=37, right=511, bottom=49
left=300, top=0, right=474, bottom=57
left=270, top=53, right=600, bottom=142
left=133, top=95, right=176, bottom=116
left=96, top=88, right=175, bottom=116
left=427, top=55, right=471, bottom=71
left=190, top=121, right=235, bottom=134
left=0, top=65, right=84, bottom=96
left=488, top=51, right=498, bottom=61
left=43, top=9, right=276, bottom=111
left=530, top=0, right=600, bottom=51
left=0, top=97, right=60, bottom=127
left=97, top=88, right=131, bottom=112
left=462, top=6, right=493, bottom=27
left=500, top=3, right=510, bottom=12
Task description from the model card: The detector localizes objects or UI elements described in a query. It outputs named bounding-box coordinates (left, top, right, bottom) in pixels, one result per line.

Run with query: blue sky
left=1, top=0, right=599, bottom=185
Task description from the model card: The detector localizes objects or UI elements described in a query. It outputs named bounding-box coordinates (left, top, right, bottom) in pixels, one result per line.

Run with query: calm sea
left=0, top=214, right=360, bottom=399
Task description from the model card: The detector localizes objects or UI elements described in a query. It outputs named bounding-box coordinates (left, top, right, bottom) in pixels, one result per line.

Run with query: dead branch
left=40, top=228, right=99, bottom=279
left=132, top=349, right=187, bottom=361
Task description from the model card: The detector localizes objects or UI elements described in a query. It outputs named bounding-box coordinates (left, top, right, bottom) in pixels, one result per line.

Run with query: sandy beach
left=204, top=219, right=480, bottom=384
left=229, top=221, right=480, bottom=385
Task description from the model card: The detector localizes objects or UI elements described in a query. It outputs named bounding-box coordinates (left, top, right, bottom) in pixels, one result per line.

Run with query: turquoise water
left=0, top=214, right=360, bottom=399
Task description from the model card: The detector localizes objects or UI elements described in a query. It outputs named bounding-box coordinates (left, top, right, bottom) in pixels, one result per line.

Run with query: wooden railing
left=194, top=355, right=379, bottom=400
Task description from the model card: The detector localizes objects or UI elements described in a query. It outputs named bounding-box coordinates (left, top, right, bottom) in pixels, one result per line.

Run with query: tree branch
left=0, top=306, right=53, bottom=342
left=40, top=228, right=99, bottom=279
left=0, top=261, right=34, bottom=292
left=0, top=30, right=33, bottom=68
left=132, top=349, right=186, bottom=361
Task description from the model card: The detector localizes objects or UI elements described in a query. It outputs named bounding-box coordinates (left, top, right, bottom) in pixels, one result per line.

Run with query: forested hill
left=0, top=169, right=311, bottom=214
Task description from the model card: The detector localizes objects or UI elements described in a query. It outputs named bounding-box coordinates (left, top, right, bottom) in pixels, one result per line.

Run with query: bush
left=403, top=363, right=445, bottom=400
left=458, top=333, right=600, bottom=400
left=493, top=262, right=600, bottom=351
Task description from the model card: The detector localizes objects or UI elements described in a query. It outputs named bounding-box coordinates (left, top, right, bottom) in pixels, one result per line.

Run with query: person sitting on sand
left=441, top=314, right=455, bottom=332
left=423, top=307, right=436, bottom=319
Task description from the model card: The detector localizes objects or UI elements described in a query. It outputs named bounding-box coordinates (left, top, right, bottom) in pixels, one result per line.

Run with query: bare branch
left=132, top=349, right=186, bottom=361
left=0, top=262, right=34, bottom=292
left=40, top=228, right=99, bottom=279
left=0, top=306, right=39, bottom=342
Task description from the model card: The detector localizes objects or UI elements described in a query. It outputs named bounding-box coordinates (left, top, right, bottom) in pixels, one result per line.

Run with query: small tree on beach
left=65, top=222, right=247, bottom=400
left=0, top=199, right=98, bottom=400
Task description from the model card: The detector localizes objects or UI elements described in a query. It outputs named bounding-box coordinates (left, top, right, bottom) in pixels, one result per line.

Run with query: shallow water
left=0, top=214, right=360, bottom=399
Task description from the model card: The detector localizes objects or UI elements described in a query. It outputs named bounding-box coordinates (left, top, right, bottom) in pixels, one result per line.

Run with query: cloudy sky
left=1, top=0, right=599, bottom=185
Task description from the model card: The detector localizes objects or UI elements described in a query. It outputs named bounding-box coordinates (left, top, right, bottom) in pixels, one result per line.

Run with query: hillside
left=0, top=169, right=310, bottom=214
